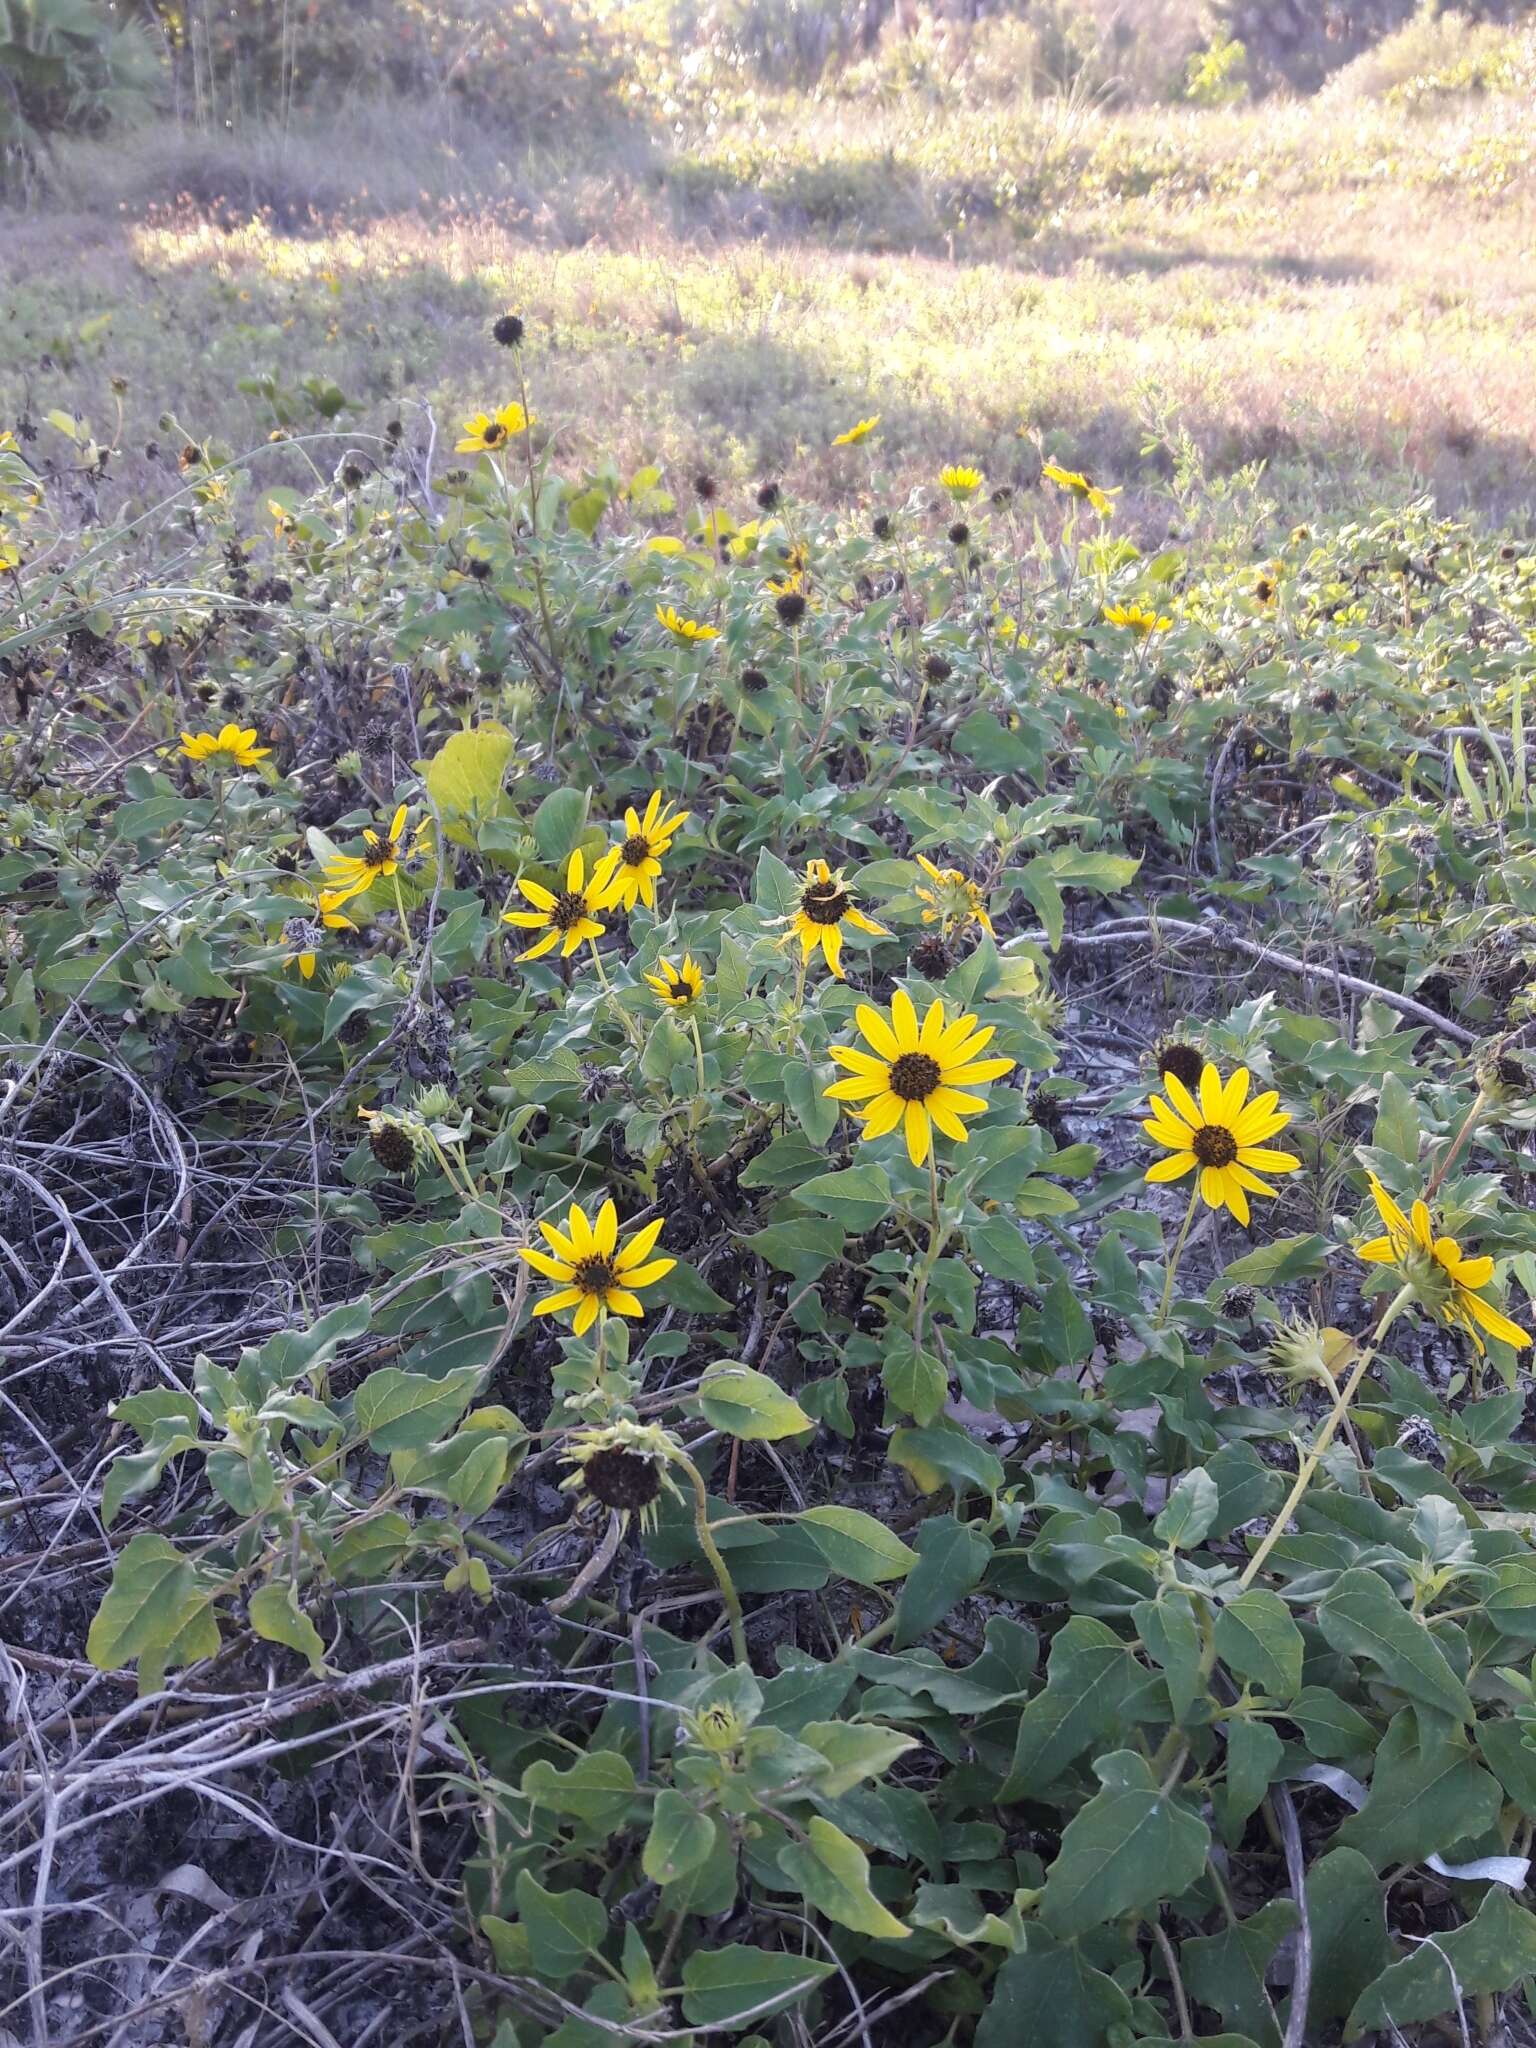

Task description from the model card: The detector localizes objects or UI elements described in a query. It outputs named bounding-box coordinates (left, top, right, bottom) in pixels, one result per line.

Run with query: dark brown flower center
left=802, top=883, right=850, bottom=925
left=664, top=979, right=694, bottom=1003
left=889, top=1051, right=942, bottom=1102
left=621, top=834, right=652, bottom=866
left=550, top=890, right=588, bottom=931
left=1192, top=1124, right=1238, bottom=1168
left=582, top=1448, right=661, bottom=1511
left=573, top=1256, right=617, bottom=1294
left=483, top=423, right=507, bottom=446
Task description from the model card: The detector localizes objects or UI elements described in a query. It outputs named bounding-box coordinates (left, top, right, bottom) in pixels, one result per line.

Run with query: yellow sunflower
left=940, top=465, right=983, bottom=499
left=502, top=845, right=622, bottom=961
left=455, top=402, right=535, bottom=453
left=833, top=415, right=881, bottom=447
left=180, top=724, right=270, bottom=770
left=914, top=854, right=995, bottom=939
left=1041, top=462, right=1120, bottom=517
left=606, top=790, right=689, bottom=911
left=279, top=888, right=355, bottom=979
left=321, top=802, right=429, bottom=908
left=1143, top=1063, right=1300, bottom=1226
left=644, top=953, right=704, bottom=1008
left=1104, top=601, right=1172, bottom=636
left=825, top=989, right=1015, bottom=1168
left=520, top=1199, right=675, bottom=1336
left=1356, top=1173, right=1531, bottom=1356
left=776, top=858, right=890, bottom=980
left=657, top=603, right=719, bottom=642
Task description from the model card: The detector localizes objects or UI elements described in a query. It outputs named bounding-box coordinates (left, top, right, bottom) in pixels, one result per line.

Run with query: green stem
left=392, top=870, right=413, bottom=958
left=1155, top=1184, right=1201, bottom=1328
left=672, top=1447, right=748, bottom=1665
left=1238, top=1284, right=1413, bottom=1590
left=689, top=1012, right=707, bottom=1095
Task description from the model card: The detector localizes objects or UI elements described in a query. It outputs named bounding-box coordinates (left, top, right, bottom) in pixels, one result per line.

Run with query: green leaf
left=1304, top=1847, right=1397, bottom=2027
left=643, top=1789, right=716, bottom=1885
left=1336, top=1711, right=1503, bottom=1870
left=976, top=1931, right=1133, bottom=2048
left=1155, top=1468, right=1219, bottom=1550
left=888, top=1422, right=1004, bottom=1503
left=328, top=1511, right=412, bottom=1584
left=999, top=1616, right=1138, bottom=1799
left=800, top=1506, right=917, bottom=1586
left=698, top=1363, right=812, bottom=1441
left=521, top=1750, right=637, bottom=1835
left=777, top=1817, right=910, bottom=1938
left=1039, top=1750, right=1211, bottom=1939
left=1214, top=1589, right=1305, bottom=1701
left=1373, top=1071, right=1421, bottom=1167
left=1346, top=1886, right=1536, bottom=2039
left=1318, top=1567, right=1472, bottom=1724
left=679, top=1945, right=834, bottom=2028
left=1182, top=1900, right=1298, bottom=2048
left=894, top=1515, right=992, bottom=1647
left=247, top=1583, right=327, bottom=1673
left=799, top=1721, right=919, bottom=1798
left=87, top=1533, right=200, bottom=1672
left=514, top=1869, right=609, bottom=1981
left=1219, top=1719, right=1284, bottom=1845
left=353, top=1365, right=482, bottom=1453
left=423, top=722, right=517, bottom=824
left=794, top=1161, right=891, bottom=1230
left=882, top=1336, right=947, bottom=1426
left=784, top=1061, right=840, bottom=1147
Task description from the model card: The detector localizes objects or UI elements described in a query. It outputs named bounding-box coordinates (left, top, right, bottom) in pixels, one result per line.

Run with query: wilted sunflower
left=656, top=603, right=719, bottom=642
left=777, top=858, right=890, bottom=979
left=825, top=989, right=1015, bottom=1167
left=503, top=846, right=622, bottom=961
left=560, top=1418, right=684, bottom=1533
left=322, top=802, right=429, bottom=908
left=940, top=465, right=983, bottom=499
left=521, top=1199, right=675, bottom=1336
left=1041, top=462, right=1119, bottom=517
left=1143, top=1063, right=1300, bottom=1226
left=1356, top=1173, right=1530, bottom=1356
left=833, top=415, right=881, bottom=447
left=180, top=724, right=270, bottom=770
left=606, top=790, right=689, bottom=911
left=456, top=403, right=534, bottom=453
left=644, top=953, right=704, bottom=1008
left=914, top=854, right=995, bottom=938
left=1104, top=601, right=1172, bottom=636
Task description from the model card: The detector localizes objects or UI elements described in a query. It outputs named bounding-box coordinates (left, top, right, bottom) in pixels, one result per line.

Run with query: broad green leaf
left=887, top=1423, right=1004, bottom=1503
left=247, top=1583, right=327, bottom=1673
left=1336, top=1711, right=1502, bottom=1870
left=1182, top=1900, right=1298, bottom=2048
left=1154, top=1468, right=1218, bottom=1550
left=1039, top=1750, right=1210, bottom=1939
left=423, top=722, right=517, bottom=824
left=1317, top=1567, right=1472, bottom=1724
left=1346, top=1885, right=1536, bottom=2038
left=1304, top=1848, right=1397, bottom=2027
left=679, top=1945, right=834, bottom=2027
left=1372, top=1071, right=1421, bottom=1166
left=514, top=1869, right=609, bottom=1981
left=894, top=1515, right=992, bottom=1647
left=642, top=1789, right=715, bottom=1884
left=1219, top=1234, right=1329, bottom=1287
left=697, top=1363, right=812, bottom=1441
left=87, top=1534, right=199, bottom=1672
left=353, top=1365, right=482, bottom=1453
left=999, top=1615, right=1138, bottom=1799
left=794, top=1162, right=891, bottom=1229
left=976, top=1931, right=1133, bottom=2048
left=1214, top=1589, right=1304, bottom=1701
left=777, top=1817, right=910, bottom=1938
left=521, top=1750, right=637, bottom=1834
left=882, top=1337, right=947, bottom=1426
left=800, top=1507, right=917, bottom=1587
left=328, top=1511, right=413, bottom=1584
left=798, top=1721, right=919, bottom=1798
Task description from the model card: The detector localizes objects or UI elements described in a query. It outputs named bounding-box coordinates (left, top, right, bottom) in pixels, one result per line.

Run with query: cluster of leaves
left=9, top=350, right=1536, bottom=2047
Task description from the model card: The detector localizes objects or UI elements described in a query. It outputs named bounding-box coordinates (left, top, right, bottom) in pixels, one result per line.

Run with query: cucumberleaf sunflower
left=1144, top=1063, right=1300, bottom=1226
left=520, top=1199, right=675, bottom=1336
left=826, top=988, right=1015, bottom=1167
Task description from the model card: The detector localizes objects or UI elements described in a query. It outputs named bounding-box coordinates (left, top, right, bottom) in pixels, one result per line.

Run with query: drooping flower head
left=833, top=415, right=881, bottom=447
left=1104, top=602, right=1172, bottom=636
left=560, top=1418, right=684, bottom=1533
left=502, top=845, right=622, bottom=961
left=607, top=791, right=689, bottom=911
left=1356, top=1173, right=1530, bottom=1356
left=521, top=1199, right=675, bottom=1336
left=180, top=724, right=270, bottom=771
left=776, top=858, right=890, bottom=980
left=1042, top=462, right=1119, bottom=517
left=1143, top=1063, right=1300, bottom=1226
left=644, top=954, right=705, bottom=1008
left=657, top=603, right=719, bottom=642
left=456, top=403, right=534, bottom=453
left=825, top=989, right=1015, bottom=1168
left=322, top=802, right=429, bottom=908
left=914, top=854, right=995, bottom=939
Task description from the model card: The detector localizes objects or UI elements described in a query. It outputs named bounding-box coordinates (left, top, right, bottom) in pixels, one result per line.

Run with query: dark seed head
left=369, top=1120, right=416, bottom=1174
left=911, top=931, right=952, bottom=977
left=1222, top=1284, right=1257, bottom=1321
left=889, top=1050, right=942, bottom=1102
left=468, top=557, right=492, bottom=579
left=339, top=1010, right=371, bottom=1046
left=178, top=442, right=202, bottom=470
left=756, top=481, right=781, bottom=511
left=1156, top=1041, right=1205, bottom=1092
left=340, top=462, right=365, bottom=490
left=492, top=313, right=525, bottom=348
left=582, top=1448, right=661, bottom=1512
left=1312, top=688, right=1339, bottom=713
left=948, top=522, right=970, bottom=546
left=1192, top=1124, right=1238, bottom=1168
left=775, top=592, right=807, bottom=626
left=89, top=861, right=123, bottom=901
left=924, top=654, right=952, bottom=683
left=871, top=513, right=893, bottom=540
left=692, top=472, right=718, bottom=501
left=740, top=666, right=769, bottom=693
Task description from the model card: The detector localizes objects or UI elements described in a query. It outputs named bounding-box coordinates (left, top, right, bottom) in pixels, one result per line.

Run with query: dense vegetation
left=6, top=4, right=1536, bottom=2046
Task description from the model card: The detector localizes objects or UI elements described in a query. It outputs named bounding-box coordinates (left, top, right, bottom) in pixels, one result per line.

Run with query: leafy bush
left=9, top=330, right=1536, bottom=2043
left=0, top=0, right=157, bottom=176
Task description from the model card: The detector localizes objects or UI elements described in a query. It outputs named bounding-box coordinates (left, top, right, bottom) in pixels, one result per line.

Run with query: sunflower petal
left=1146, top=1151, right=1197, bottom=1183
left=855, top=1004, right=900, bottom=1060
left=1235, top=1145, right=1301, bottom=1174
left=903, top=1100, right=932, bottom=1167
